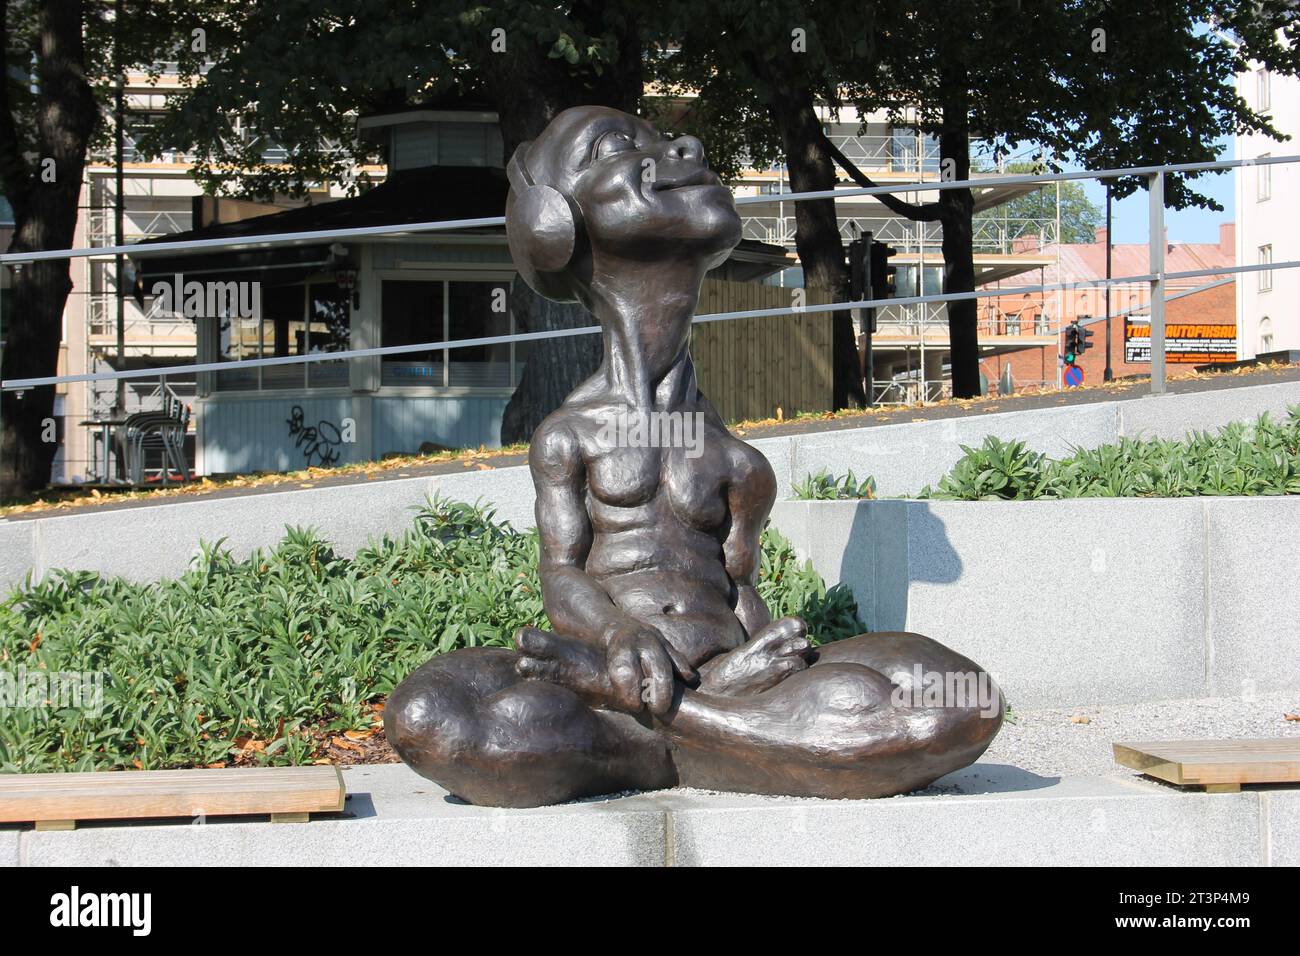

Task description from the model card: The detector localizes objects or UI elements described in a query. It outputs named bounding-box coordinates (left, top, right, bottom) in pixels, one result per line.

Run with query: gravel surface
left=981, top=693, right=1300, bottom=780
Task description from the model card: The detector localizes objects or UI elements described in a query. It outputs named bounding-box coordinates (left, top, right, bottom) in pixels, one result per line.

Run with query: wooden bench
left=0, top=765, right=345, bottom=830
left=1113, top=739, right=1300, bottom=792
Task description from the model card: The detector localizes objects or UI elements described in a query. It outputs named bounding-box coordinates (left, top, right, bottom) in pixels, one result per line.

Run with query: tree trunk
left=0, top=0, right=98, bottom=498
left=937, top=83, right=981, bottom=399
left=499, top=278, right=601, bottom=443
left=1, top=260, right=71, bottom=496
left=480, top=8, right=643, bottom=445
left=766, top=85, right=863, bottom=409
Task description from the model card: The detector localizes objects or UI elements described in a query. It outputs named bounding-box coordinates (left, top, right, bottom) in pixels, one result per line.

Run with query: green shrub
left=916, top=407, right=1300, bottom=500
left=792, top=468, right=877, bottom=500
left=0, top=500, right=864, bottom=773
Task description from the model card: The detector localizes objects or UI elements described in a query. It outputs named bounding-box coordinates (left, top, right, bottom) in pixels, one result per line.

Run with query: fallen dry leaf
left=1285, top=713, right=1300, bottom=722
left=1070, top=715, right=1091, bottom=724
left=205, top=762, right=227, bottom=770
left=344, top=729, right=374, bottom=741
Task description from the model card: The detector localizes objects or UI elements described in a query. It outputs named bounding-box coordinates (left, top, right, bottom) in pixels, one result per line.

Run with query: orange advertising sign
left=1124, top=320, right=1237, bottom=364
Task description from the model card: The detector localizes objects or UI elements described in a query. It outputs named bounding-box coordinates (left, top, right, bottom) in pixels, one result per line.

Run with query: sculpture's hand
left=696, top=617, right=812, bottom=697
left=604, top=623, right=698, bottom=716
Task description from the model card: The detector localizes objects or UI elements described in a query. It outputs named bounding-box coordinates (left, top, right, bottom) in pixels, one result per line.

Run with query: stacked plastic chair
left=116, top=396, right=191, bottom=486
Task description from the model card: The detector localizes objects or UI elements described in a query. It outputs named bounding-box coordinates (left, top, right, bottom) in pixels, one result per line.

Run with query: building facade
left=1235, top=56, right=1299, bottom=360
left=983, top=225, right=1236, bottom=390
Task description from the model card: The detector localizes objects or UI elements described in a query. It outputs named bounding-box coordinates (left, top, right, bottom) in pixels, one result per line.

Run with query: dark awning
left=128, top=163, right=791, bottom=297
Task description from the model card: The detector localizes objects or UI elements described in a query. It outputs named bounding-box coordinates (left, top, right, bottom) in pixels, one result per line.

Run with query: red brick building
left=982, top=224, right=1236, bottom=390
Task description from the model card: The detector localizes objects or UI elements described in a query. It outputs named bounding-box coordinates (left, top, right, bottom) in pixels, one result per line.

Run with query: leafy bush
left=793, top=468, right=877, bottom=500
left=916, top=407, right=1300, bottom=500
left=0, top=500, right=864, bottom=773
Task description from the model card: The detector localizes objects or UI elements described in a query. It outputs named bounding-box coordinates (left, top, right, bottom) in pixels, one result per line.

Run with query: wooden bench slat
left=0, top=765, right=345, bottom=824
left=1113, top=738, right=1300, bottom=789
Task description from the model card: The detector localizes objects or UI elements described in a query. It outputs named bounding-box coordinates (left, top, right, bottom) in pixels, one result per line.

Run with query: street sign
left=1064, top=363, right=1084, bottom=387
left=1124, top=319, right=1236, bottom=364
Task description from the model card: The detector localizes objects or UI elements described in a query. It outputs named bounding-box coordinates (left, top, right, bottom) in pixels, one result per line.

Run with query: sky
left=1073, top=141, right=1237, bottom=246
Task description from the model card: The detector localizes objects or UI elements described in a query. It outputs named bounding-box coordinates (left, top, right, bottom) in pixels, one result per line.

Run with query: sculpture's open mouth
left=652, top=168, right=722, bottom=191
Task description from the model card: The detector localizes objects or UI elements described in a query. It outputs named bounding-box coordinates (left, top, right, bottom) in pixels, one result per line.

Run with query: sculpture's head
left=505, top=106, right=742, bottom=305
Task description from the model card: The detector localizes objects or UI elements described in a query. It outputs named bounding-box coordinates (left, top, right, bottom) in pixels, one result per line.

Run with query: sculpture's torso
left=562, top=396, right=775, bottom=666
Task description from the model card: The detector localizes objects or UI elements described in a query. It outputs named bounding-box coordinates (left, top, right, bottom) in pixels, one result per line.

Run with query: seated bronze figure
left=386, top=106, right=1003, bottom=807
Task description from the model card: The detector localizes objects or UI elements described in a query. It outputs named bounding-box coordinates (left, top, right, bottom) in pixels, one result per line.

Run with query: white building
left=1235, top=58, right=1299, bottom=360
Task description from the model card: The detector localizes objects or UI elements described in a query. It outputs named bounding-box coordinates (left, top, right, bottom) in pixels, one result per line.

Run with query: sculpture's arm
left=530, top=417, right=633, bottom=644
left=701, top=397, right=776, bottom=637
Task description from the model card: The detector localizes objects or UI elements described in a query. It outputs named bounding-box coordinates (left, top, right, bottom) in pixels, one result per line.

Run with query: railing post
left=1148, top=170, right=1166, bottom=395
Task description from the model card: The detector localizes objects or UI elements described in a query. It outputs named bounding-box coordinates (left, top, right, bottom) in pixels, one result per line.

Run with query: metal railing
left=740, top=214, right=1059, bottom=253
left=4, top=153, right=1298, bottom=404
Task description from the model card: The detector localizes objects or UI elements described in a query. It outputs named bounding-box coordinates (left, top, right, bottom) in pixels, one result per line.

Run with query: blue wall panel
left=200, top=393, right=507, bottom=475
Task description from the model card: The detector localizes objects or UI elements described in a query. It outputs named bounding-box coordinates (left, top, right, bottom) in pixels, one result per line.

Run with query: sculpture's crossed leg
left=387, top=627, right=1002, bottom=808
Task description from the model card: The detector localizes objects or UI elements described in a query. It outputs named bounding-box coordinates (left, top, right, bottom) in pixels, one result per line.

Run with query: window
left=894, top=264, right=943, bottom=297
left=890, top=130, right=939, bottom=174
left=1259, top=245, right=1273, bottom=292
left=1257, top=68, right=1271, bottom=110
left=380, top=281, right=445, bottom=386
left=447, top=281, right=511, bottom=387
left=214, top=280, right=351, bottom=391
left=307, top=283, right=352, bottom=387
left=260, top=285, right=307, bottom=389
left=1258, top=154, right=1271, bottom=201
left=1260, top=317, right=1273, bottom=354
left=380, top=278, right=522, bottom=388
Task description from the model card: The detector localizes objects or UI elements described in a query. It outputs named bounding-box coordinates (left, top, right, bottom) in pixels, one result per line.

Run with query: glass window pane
left=215, top=311, right=260, bottom=391
left=447, top=280, right=511, bottom=387
left=382, top=280, right=445, bottom=385
left=307, top=281, right=350, bottom=388
left=261, top=284, right=306, bottom=389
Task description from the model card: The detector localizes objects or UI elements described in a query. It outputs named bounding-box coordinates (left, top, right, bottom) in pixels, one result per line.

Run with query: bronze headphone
left=505, top=142, right=584, bottom=303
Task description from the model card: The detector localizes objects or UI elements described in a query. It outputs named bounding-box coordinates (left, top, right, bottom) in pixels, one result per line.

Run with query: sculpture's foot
left=386, top=646, right=675, bottom=807
left=514, top=626, right=623, bottom=709
left=670, top=632, right=1005, bottom=799
left=696, top=617, right=813, bottom=696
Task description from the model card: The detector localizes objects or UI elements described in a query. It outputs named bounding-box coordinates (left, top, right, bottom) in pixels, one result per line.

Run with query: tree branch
left=823, top=134, right=943, bottom=223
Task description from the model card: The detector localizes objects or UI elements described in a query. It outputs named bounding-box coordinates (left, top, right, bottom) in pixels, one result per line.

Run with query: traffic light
left=848, top=236, right=867, bottom=299
left=1064, top=321, right=1082, bottom=364
left=848, top=236, right=874, bottom=334
left=1079, top=323, right=1095, bottom=354
left=870, top=240, right=897, bottom=302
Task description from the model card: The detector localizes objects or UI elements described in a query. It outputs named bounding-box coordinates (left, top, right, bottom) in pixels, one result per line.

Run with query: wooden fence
left=692, top=278, right=833, bottom=423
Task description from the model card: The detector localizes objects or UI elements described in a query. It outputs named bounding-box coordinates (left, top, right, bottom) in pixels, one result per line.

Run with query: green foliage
left=792, top=468, right=877, bottom=500
left=917, top=408, right=1300, bottom=500
left=974, top=162, right=1103, bottom=245
left=757, top=527, right=864, bottom=645
left=923, top=436, right=1057, bottom=501
left=0, top=500, right=863, bottom=773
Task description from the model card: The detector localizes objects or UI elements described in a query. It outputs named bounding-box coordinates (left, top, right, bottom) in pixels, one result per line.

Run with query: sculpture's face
left=531, top=106, right=742, bottom=269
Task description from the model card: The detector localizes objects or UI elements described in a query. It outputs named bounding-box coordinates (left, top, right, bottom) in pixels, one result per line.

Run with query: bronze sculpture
left=386, top=106, right=1003, bottom=807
